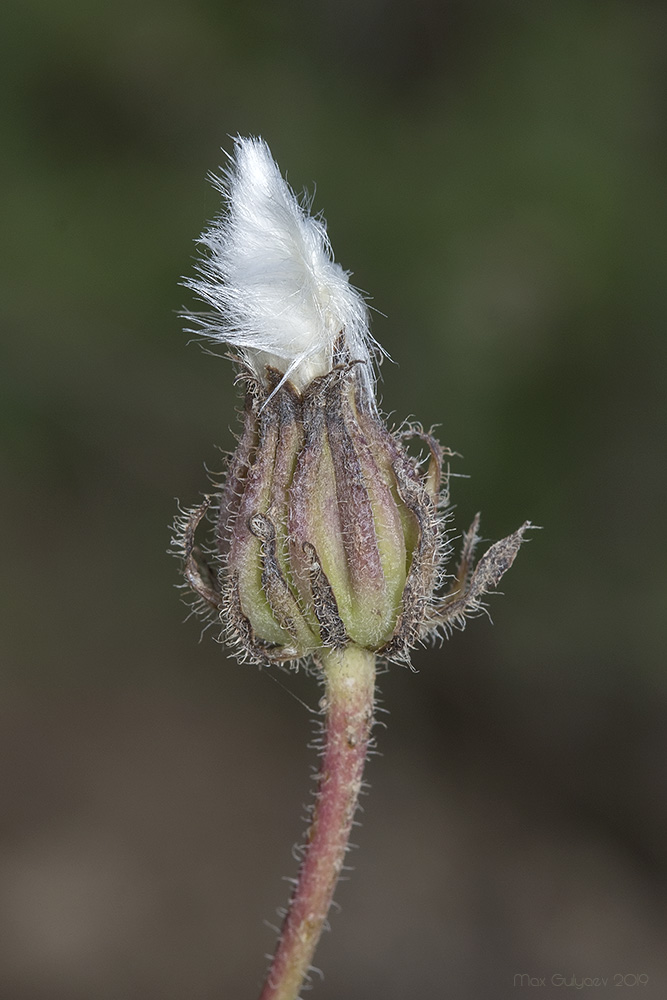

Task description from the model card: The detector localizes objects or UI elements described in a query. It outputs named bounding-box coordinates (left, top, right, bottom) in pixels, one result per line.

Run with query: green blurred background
left=2, top=0, right=666, bottom=997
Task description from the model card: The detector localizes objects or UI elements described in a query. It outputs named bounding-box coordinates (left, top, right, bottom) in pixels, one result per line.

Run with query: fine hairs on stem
left=173, top=135, right=531, bottom=999
left=259, top=646, right=375, bottom=1000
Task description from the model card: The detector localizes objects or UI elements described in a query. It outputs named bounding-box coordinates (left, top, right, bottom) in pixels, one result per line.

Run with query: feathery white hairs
left=184, top=136, right=383, bottom=398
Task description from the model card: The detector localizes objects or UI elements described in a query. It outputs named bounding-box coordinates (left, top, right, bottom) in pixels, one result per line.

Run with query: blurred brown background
left=2, top=1, right=666, bottom=997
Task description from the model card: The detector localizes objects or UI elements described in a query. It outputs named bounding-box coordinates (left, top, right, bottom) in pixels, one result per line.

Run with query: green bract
left=215, top=357, right=443, bottom=664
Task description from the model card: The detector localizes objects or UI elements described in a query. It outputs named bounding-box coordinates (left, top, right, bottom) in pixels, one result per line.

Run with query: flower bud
left=215, top=360, right=441, bottom=664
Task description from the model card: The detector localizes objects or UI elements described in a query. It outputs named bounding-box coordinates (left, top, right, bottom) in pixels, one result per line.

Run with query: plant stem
left=258, top=644, right=376, bottom=1000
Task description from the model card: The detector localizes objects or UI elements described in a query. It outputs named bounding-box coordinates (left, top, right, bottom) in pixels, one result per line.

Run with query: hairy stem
left=259, top=644, right=376, bottom=1000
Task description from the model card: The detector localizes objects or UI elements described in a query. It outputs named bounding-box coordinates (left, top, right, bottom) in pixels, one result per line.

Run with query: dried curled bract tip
left=174, top=136, right=530, bottom=666
left=432, top=518, right=533, bottom=634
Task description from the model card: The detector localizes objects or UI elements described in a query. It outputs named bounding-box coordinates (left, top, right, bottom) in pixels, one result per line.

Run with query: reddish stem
left=259, top=645, right=376, bottom=1000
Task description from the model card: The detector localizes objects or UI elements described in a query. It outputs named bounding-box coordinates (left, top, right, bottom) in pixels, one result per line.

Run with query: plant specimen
left=174, top=136, right=530, bottom=1000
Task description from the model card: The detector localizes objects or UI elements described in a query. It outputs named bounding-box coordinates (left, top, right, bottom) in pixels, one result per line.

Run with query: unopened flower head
left=175, top=137, right=530, bottom=666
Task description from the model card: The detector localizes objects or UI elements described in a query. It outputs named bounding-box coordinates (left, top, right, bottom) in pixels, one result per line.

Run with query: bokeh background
left=2, top=1, right=666, bottom=997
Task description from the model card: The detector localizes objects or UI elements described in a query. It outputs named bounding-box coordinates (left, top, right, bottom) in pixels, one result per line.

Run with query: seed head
left=182, top=135, right=382, bottom=400
left=174, top=137, right=530, bottom=665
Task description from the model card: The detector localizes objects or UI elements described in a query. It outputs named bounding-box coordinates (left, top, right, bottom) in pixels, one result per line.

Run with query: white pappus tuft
left=183, top=135, right=383, bottom=398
